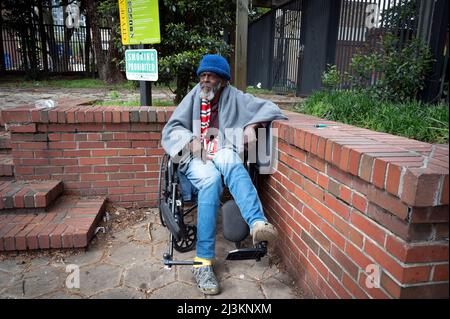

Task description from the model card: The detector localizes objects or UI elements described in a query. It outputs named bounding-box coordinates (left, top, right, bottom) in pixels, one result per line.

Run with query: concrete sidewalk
left=0, top=84, right=306, bottom=299
left=0, top=207, right=305, bottom=299
left=0, top=86, right=304, bottom=111
left=0, top=87, right=173, bottom=111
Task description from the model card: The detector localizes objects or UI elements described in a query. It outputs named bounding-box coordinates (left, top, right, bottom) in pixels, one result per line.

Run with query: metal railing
left=271, top=1, right=303, bottom=94
left=1, top=23, right=110, bottom=74
left=248, top=0, right=303, bottom=95
left=248, top=0, right=447, bottom=102
left=335, top=0, right=421, bottom=88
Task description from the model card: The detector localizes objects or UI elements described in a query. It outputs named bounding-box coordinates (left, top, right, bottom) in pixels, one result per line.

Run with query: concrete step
left=0, top=196, right=106, bottom=251
left=0, top=180, right=63, bottom=210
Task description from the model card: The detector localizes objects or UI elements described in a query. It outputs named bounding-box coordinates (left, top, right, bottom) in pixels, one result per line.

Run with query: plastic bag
left=34, top=99, right=57, bottom=109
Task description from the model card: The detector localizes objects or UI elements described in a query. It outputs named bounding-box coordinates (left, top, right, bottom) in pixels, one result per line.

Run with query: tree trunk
left=103, top=13, right=124, bottom=83
left=27, top=9, right=40, bottom=77
left=42, top=5, right=60, bottom=71
left=19, top=29, right=29, bottom=72
left=62, top=0, right=76, bottom=72
left=175, top=74, right=190, bottom=104
left=84, top=13, right=91, bottom=74
left=85, top=0, right=124, bottom=83
left=37, top=0, right=48, bottom=73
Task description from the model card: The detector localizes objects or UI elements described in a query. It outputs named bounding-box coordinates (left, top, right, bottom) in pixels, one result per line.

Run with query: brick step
left=0, top=152, right=13, bottom=177
left=0, top=196, right=106, bottom=251
left=0, top=130, right=11, bottom=150
left=0, top=180, right=63, bottom=210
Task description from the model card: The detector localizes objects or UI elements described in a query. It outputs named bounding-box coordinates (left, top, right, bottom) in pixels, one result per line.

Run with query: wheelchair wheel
left=174, top=225, right=197, bottom=253
left=158, top=153, right=168, bottom=227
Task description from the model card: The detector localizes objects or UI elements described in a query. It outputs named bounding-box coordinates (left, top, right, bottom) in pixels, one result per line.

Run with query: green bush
left=322, top=64, right=342, bottom=91
left=322, top=35, right=435, bottom=103
left=295, top=90, right=449, bottom=144
left=349, top=35, right=434, bottom=102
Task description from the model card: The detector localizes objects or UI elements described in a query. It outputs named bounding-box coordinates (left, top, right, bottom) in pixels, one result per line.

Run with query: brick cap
left=1, top=99, right=176, bottom=125
left=274, top=111, right=449, bottom=207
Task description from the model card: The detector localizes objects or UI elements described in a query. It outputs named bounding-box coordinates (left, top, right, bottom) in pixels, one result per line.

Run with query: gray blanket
left=161, top=83, right=288, bottom=172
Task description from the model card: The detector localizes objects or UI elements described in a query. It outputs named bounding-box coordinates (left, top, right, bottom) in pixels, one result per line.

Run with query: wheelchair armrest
left=254, top=124, right=277, bottom=175
left=241, top=124, right=278, bottom=176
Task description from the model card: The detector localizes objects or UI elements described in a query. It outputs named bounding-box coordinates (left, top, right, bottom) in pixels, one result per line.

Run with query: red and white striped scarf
left=200, top=98, right=219, bottom=160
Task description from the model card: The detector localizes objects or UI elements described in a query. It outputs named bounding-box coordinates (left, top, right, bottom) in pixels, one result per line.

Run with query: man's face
left=199, top=72, right=222, bottom=101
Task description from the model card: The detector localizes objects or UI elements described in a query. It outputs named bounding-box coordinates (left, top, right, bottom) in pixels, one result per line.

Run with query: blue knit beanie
left=196, top=54, right=231, bottom=80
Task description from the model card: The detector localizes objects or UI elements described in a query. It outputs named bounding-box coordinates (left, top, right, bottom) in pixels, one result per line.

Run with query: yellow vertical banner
left=118, top=0, right=129, bottom=45
left=118, top=0, right=161, bottom=45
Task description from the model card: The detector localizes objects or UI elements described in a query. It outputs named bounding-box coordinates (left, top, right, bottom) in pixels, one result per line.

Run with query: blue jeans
left=184, top=148, right=267, bottom=259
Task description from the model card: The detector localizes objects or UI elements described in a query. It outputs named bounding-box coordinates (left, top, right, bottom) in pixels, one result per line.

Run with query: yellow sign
left=118, top=0, right=161, bottom=45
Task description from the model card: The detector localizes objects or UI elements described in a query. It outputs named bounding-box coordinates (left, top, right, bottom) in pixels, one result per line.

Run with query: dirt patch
left=91, top=204, right=160, bottom=244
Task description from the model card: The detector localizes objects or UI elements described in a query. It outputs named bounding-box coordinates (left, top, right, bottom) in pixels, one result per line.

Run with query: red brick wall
left=258, top=112, right=449, bottom=299
left=2, top=102, right=173, bottom=208
left=2, top=103, right=448, bottom=298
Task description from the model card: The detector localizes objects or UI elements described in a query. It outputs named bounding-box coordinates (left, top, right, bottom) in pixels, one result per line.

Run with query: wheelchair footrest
left=164, top=260, right=203, bottom=266
left=225, top=246, right=267, bottom=261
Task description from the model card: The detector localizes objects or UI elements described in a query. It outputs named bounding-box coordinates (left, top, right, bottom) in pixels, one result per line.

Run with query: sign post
left=139, top=45, right=152, bottom=107
left=119, top=0, right=161, bottom=106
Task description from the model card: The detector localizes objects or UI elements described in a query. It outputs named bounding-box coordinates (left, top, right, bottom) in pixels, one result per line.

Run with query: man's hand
left=189, top=138, right=208, bottom=163
left=243, top=124, right=259, bottom=147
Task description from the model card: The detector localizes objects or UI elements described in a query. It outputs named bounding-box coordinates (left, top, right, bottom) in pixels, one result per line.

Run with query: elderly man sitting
left=161, top=54, right=287, bottom=295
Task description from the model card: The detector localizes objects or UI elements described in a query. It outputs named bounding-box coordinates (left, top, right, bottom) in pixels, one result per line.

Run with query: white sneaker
left=192, top=265, right=220, bottom=295
left=250, top=221, right=278, bottom=245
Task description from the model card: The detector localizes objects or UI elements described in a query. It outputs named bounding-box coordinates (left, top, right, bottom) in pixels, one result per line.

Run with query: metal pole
left=419, top=0, right=449, bottom=103
left=417, top=0, right=434, bottom=45
left=139, top=43, right=152, bottom=106
left=235, top=0, right=249, bottom=92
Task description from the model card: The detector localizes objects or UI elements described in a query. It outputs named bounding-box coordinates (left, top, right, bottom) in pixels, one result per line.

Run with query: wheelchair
left=158, top=146, right=269, bottom=268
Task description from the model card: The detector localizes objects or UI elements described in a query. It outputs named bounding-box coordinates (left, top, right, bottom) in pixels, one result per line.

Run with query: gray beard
left=199, top=81, right=222, bottom=101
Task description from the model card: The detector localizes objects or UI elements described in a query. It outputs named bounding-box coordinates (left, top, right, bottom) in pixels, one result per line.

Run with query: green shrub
left=295, top=90, right=449, bottom=144
left=349, top=35, right=434, bottom=102
left=322, top=64, right=342, bottom=91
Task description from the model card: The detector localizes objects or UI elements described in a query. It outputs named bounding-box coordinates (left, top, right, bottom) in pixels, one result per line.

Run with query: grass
left=0, top=76, right=175, bottom=106
left=0, top=77, right=137, bottom=90
left=294, top=90, right=449, bottom=144
left=246, top=86, right=277, bottom=95
left=0, top=76, right=173, bottom=91
left=95, top=89, right=174, bottom=106
left=1, top=76, right=277, bottom=96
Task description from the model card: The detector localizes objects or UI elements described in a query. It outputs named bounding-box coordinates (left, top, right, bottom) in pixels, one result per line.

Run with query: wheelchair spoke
left=173, top=225, right=197, bottom=253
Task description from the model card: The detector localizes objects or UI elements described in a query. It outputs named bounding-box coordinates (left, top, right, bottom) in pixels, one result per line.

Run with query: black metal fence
left=272, top=1, right=303, bottom=94
left=1, top=23, right=110, bottom=74
left=248, top=0, right=448, bottom=102
left=248, top=0, right=303, bottom=94
left=336, top=0, right=420, bottom=87
left=335, top=0, right=449, bottom=102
